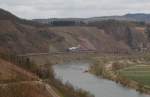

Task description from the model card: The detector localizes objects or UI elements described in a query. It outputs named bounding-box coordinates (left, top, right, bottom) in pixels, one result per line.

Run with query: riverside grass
left=118, top=65, right=150, bottom=86
left=90, top=56, right=150, bottom=94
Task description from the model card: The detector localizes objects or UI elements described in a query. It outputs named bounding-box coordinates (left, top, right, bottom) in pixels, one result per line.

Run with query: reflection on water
left=53, top=62, right=150, bottom=97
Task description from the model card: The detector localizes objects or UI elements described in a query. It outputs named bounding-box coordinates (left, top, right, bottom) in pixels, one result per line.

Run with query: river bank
left=90, top=59, right=150, bottom=95
left=54, top=62, right=150, bottom=97
left=28, top=53, right=150, bottom=96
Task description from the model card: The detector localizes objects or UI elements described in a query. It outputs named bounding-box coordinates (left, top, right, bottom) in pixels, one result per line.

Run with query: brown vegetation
left=0, top=8, right=150, bottom=55
left=0, top=52, right=94, bottom=97
left=0, top=58, right=38, bottom=83
left=0, top=57, right=53, bottom=97
left=0, top=82, right=52, bottom=97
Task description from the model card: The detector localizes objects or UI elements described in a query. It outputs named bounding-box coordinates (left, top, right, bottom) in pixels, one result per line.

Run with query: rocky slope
left=0, top=8, right=149, bottom=54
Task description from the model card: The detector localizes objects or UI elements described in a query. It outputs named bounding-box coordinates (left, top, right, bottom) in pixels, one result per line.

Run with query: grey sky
left=0, top=0, right=150, bottom=19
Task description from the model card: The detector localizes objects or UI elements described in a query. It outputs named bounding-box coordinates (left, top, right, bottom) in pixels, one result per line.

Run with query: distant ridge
left=33, top=13, right=150, bottom=24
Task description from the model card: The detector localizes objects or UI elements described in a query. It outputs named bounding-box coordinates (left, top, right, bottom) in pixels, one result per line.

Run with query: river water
left=53, top=62, right=150, bottom=97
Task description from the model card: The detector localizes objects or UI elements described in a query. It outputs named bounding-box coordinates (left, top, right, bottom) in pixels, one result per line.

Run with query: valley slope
left=0, top=8, right=149, bottom=54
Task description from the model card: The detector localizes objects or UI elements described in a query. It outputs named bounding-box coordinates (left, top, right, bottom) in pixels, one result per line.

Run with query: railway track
left=18, top=50, right=97, bottom=57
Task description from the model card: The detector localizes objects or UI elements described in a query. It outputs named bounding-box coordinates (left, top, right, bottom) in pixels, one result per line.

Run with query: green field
left=118, top=65, right=150, bottom=86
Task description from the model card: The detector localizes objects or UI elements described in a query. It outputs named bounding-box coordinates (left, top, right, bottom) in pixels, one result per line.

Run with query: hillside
left=0, top=58, right=53, bottom=97
left=0, top=58, right=39, bottom=83
left=0, top=8, right=61, bottom=54
left=0, top=8, right=150, bottom=54
left=1, top=8, right=150, bottom=97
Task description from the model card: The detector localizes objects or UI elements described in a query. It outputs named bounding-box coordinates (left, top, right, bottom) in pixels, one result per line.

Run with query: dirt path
left=45, top=84, right=60, bottom=97
left=0, top=80, right=61, bottom=97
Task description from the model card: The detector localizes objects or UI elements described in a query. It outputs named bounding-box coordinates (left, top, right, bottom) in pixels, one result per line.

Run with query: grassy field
left=118, top=65, right=150, bottom=86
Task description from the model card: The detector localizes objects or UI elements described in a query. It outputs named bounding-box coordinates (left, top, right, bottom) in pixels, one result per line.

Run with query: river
left=53, top=62, right=150, bottom=97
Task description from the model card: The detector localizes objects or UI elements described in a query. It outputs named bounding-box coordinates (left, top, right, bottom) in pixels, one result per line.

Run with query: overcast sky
left=0, top=0, right=150, bottom=19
